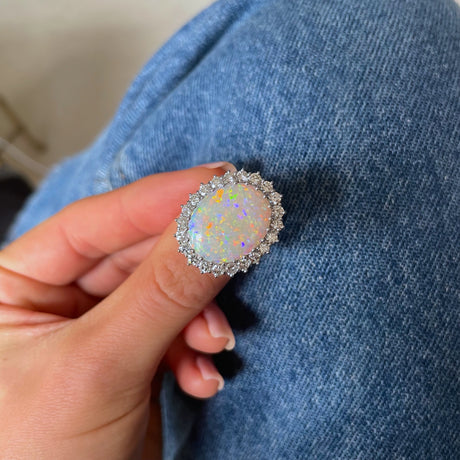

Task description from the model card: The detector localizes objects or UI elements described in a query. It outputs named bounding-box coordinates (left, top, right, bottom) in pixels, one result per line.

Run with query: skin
left=0, top=164, right=236, bottom=459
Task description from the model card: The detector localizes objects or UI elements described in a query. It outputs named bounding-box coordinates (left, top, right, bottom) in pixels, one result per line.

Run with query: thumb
left=70, top=177, right=231, bottom=385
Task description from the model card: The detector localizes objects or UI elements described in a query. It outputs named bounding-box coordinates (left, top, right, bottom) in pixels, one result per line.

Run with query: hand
left=0, top=164, right=236, bottom=459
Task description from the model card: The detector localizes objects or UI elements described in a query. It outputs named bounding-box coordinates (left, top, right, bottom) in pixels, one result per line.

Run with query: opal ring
left=174, top=169, right=285, bottom=277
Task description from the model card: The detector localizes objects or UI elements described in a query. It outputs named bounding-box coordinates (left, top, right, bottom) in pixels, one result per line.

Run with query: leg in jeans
left=6, top=0, right=460, bottom=458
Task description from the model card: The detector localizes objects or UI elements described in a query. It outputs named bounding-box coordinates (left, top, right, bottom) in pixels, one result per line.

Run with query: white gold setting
left=174, top=169, right=285, bottom=277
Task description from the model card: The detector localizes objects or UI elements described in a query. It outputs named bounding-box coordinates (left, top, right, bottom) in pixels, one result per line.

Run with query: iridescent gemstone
left=188, top=183, right=271, bottom=264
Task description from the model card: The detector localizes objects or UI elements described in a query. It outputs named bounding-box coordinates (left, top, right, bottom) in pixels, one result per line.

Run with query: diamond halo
left=174, top=169, right=285, bottom=277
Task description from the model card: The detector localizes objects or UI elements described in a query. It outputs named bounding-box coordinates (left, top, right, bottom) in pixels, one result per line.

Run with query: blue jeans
left=6, top=0, right=460, bottom=458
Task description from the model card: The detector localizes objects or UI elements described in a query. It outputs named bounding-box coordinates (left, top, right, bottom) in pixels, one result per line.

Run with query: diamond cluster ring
left=174, top=169, right=285, bottom=277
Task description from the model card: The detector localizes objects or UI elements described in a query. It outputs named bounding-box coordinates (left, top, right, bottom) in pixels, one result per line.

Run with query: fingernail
left=196, top=356, right=225, bottom=391
left=203, top=305, right=236, bottom=351
left=199, top=161, right=237, bottom=172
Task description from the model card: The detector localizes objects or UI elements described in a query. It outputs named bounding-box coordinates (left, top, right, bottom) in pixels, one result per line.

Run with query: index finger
left=0, top=164, right=235, bottom=286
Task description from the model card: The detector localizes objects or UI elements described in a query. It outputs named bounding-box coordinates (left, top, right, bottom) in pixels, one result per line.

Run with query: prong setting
left=175, top=169, right=285, bottom=277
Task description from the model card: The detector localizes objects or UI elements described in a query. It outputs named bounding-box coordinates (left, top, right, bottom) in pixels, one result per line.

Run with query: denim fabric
left=6, top=0, right=460, bottom=458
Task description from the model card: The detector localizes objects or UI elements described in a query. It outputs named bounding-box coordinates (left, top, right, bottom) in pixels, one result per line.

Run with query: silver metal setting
left=174, top=169, right=285, bottom=277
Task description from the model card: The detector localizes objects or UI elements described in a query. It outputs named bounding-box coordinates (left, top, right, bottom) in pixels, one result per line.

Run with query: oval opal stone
left=188, top=183, right=271, bottom=264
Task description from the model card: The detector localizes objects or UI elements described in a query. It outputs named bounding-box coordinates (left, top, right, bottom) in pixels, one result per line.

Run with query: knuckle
left=112, top=251, right=137, bottom=274
left=149, top=254, right=211, bottom=314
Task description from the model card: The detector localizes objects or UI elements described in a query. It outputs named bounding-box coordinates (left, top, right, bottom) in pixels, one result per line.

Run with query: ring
left=175, top=169, right=285, bottom=277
